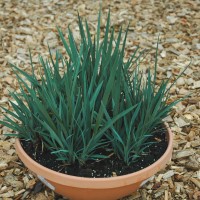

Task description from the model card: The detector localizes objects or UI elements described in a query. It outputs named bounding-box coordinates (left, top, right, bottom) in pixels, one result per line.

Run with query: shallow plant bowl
left=15, top=124, right=173, bottom=200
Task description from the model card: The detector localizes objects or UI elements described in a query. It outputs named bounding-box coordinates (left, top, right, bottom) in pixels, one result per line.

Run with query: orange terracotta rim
left=15, top=123, right=173, bottom=189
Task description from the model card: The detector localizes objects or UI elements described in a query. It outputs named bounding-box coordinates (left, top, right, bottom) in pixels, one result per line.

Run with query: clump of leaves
left=0, top=11, right=187, bottom=167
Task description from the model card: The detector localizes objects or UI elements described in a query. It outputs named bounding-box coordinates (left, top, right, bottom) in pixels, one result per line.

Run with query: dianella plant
left=0, top=11, right=187, bottom=166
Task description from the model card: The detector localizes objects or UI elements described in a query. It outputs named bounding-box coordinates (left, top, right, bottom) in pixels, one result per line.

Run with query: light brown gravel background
left=0, top=0, right=200, bottom=199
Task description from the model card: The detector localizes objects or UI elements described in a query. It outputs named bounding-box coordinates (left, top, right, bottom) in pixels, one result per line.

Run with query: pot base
left=48, top=180, right=142, bottom=200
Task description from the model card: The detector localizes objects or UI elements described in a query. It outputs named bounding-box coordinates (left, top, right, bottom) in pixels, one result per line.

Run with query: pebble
left=166, top=16, right=178, bottom=24
left=26, top=35, right=34, bottom=46
left=0, top=162, right=8, bottom=171
left=17, top=26, right=32, bottom=35
left=175, top=102, right=186, bottom=111
left=174, top=182, right=183, bottom=194
left=15, top=34, right=27, bottom=40
left=16, top=48, right=27, bottom=55
left=26, top=179, right=36, bottom=189
left=184, top=68, right=193, bottom=76
left=162, top=170, right=175, bottom=180
left=193, top=81, right=200, bottom=89
left=175, top=150, right=195, bottom=159
left=176, top=77, right=185, bottom=86
left=183, top=114, right=193, bottom=121
left=185, top=78, right=194, bottom=85
left=191, top=140, right=200, bottom=148
left=15, top=189, right=26, bottom=196
left=160, top=50, right=166, bottom=58
left=0, top=191, right=15, bottom=198
left=78, top=4, right=86, bottom=14
left=152, top=43, right=163, bottom=50
left=179, top=88, right=190, bottom=95
left=165, top=38, right=180, bottom=43
left=190, top=178, right=200, bottom=189
left=163, top=115, right=173, bottom=122
left=175, top=116, right=190, bottom=127
left=3, top=77, right=13, bottom=85
left=185, top=161, right=199, bottom=171
left=10, top=180, right=24, bottom=190
left=7, top=149, right=16, bottom=155
left=43, top=31, right=58, bottom=48
left=4, top=174, right=17, bottom=185
left=195, top=43, right=200, bottom=50
left=166, top=71, right=172, bottom=78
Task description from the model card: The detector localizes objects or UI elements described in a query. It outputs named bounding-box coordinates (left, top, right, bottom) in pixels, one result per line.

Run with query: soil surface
left=0, top=0, right=200, bottom=200
left=21, top=126, right=168, bottom=178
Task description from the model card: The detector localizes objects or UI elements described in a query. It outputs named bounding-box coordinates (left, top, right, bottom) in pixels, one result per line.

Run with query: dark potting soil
left=20, top=126, right=168, bottom=178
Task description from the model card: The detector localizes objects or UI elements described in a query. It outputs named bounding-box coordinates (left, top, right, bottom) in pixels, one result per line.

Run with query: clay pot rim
left=15, top=122, right=173, bottom=189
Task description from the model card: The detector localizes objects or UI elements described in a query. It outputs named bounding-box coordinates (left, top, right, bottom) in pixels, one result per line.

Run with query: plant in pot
left=0, top=11, right=187, bottom=200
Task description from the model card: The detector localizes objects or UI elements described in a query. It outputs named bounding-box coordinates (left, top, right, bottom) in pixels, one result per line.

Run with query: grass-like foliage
left=1, top=11, right=186, bottom=166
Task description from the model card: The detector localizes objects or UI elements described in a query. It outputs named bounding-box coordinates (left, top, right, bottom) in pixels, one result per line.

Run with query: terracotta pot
left=15, top=124, right=173, bottom=200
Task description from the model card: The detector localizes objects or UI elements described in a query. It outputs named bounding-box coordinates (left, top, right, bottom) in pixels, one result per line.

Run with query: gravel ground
left=0, top=0, right=200, bottom=199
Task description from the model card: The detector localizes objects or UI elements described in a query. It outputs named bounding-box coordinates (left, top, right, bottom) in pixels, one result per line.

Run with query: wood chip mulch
left=0, top=0, right=200, bottom=199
